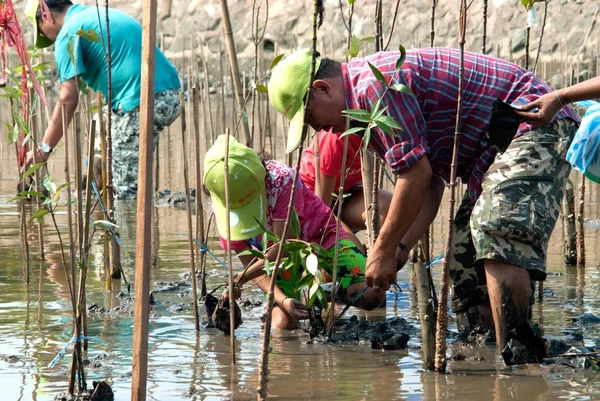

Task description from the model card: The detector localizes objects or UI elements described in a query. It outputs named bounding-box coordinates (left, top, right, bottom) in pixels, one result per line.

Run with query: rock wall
left=18, top=0, right=600, bottom=71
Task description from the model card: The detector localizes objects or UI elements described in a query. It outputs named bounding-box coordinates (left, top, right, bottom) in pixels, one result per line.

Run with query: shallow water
left=2, top=125, right=600, bottom=400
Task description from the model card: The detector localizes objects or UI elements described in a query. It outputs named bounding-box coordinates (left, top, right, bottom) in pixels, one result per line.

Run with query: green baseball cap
left=25, top=0, right=55, bottom=49
left=268, top=48, right=321, bottom=154
left=203, top=135, right=267, bottom=241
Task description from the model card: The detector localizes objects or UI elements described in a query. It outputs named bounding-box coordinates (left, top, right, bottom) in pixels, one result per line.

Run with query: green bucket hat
left=268, top=48, right=321, bottom=154
left=25, top=0, right=57, bottom=49
left=203, top=135, right=267, bottom=241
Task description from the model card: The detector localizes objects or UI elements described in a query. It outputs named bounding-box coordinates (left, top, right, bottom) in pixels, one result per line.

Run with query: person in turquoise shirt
left=24, top=0, right=181, bottom=199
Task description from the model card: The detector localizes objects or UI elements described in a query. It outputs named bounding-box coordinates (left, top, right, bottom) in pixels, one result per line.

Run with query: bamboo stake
left=131, top=0, right=157, bottom=398
left=203, top=56, right=216, bottom=142
left=219, top=0, right=252, bottom=146
left=361, top=150, right=376, bottom=249
left=564, top=185, right=577, bottom=265
left=223, top=131, right=237, bottom=363
left=532, top=0, right=548, bottom=75
left=577, top=174, right=586, bottom=266
left=63, top=104, right=83, bottom=394
left=29, top=92, right=45, bottom=259
left=435, top=0, right=467, bottom=373
left=430, top=0, right=437, bottom=47
left=415, top=262, right=435, bottom=370
left=193, top=87, right=208, bottom=298
left=180, top=91, right=200, bottom=332
left=482, top=0, right=487, bottom=53
left=257, top=1, right=319, bottom=398
left=97, top=94, right=111, bottom=292
left=81, top=121, right=97, bottom=351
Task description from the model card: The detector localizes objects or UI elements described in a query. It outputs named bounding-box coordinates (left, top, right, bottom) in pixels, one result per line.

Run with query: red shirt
left=299, top=130, right=364, bottom=193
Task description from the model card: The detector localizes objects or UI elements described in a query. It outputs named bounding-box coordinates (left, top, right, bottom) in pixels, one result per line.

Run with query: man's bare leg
left=484, top=259, right=531, bottom=353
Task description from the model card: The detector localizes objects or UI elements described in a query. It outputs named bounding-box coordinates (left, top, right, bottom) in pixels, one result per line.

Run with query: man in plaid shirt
left=269, top=47, right=579, bottom=358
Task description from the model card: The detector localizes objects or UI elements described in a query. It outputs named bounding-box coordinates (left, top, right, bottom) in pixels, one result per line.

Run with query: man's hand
left=22, top=147, right=50, bottom=174
left=513, top=92, right=562, bottom=125
left=365, top=245, right=397, bottom=291
left=281, top=297, right=309, bottom=321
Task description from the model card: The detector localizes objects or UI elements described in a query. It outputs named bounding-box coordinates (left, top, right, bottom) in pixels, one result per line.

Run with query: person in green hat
left=23, top=0, right=181, bottom=200
left=267, top=47, right=580, bottom=358
left=203, top=135, right=385, bottom=330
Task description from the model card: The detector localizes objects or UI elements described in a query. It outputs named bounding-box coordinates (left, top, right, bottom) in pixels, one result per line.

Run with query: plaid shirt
left=342, top=48, right=580, bottom=201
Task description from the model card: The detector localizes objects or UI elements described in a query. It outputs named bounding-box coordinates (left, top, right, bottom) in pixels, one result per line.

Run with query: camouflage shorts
left=450, top=119, right=578, bottom=313
left=95, top=89, right=181, bottom=200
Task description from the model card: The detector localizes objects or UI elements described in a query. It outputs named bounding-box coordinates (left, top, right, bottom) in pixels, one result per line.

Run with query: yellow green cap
left=203, top=135, right=267, bottom=241
left=25, top=0, right=55, bottom=49
left=268, top=48, right=321, bottom=154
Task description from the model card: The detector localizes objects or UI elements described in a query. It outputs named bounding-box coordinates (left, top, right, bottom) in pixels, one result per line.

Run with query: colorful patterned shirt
left=220, top=160, right=346, bottom=252
left=342, top=48, right=580, bottom=201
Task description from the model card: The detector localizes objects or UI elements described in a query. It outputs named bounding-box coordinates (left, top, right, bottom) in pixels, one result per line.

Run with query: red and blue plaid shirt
left=342, top=48, right=580, bottom=201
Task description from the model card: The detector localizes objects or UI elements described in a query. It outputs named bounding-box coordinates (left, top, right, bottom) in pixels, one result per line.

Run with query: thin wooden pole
left=563, top=185, right=577, bottom=265
left=223, top=131, right=237, bottom=363
left=97, top=94, right=111, bottom=291
left=29, top=92, right=45, bottom=259
left=180, top=91, right=200, bottom=332
left=193, top=87, right=208, bottom=297
left=131, top=0, right=157, bottom=398
left=415, top=262, right=435, bottom=370
left=435, top=0, right=467, bottom=373
left=219, top=0, right=251, bottom=146
left=577, top=174, right=586, bottom=266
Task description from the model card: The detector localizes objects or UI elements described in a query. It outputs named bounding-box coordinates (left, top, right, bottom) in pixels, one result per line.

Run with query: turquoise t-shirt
left=54, top=4, right=181, bottom=112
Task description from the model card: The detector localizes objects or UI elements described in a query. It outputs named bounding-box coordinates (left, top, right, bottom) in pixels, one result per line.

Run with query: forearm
left=559, top=76, right=600, bottom=104
left=317, top=173, right=336, bottom=207
left=42, top=81, right=79, bottom=148
left=400, top=175, right=444, bottom=250
left=375, top=156, right=432, bottom=252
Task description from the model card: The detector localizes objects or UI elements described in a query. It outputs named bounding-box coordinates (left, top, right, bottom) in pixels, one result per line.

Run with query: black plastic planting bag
left=487, top=99, right=522, bottom=153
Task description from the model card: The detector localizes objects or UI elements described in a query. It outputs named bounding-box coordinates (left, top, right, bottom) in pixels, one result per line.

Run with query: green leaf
left=14, top=111, right=28, bottom=134
left=76, top=28, right=101, bottom=43
left=363, top=125, right=372, bottom=149
left=342, top=108, right=371, bottom=117
left=347, top=0, right=356, bottom=4
left=309, top=243, right=332, bottom=258
left=10, top=195, right=30, bottom=201
left=340, top=126, right=365, bottom=139
left=375, top=120, right=394, bottom=137
left=395, top=45, right=407, bottom=71
left=389, top=83, right=416, bottom=99
left=88, top=105, right=99, bottom=114
left=30, top=207, right=50, bottom=223
left=93, top=220, right=120, bottom=231
left=238, top=248, right=266, bottom=260
left=296, top=274, right=315, bottom=292
left=264, top=257, right=271, bottom=276
left=368, top=62, right=387, bottom=88
left=371, top=98, right=382, bottom=116
left=376, top=115, right=404, bottom=131
left=372, top=105, right=389, bottom=121
left=43, top=175, right=57, bottom=195
left=8, top=124, right=19, bottom=144
left=254, top=217, right=280, bottom=242
left=347, top=34, right=360, bottom=59
left=290, top=209, right=301, bottom=238
left=360, top=36, right=376, bottom=42
left=254, top=83, right=268, bottom=93
left=341, top=110, right=372, bottom=124
left=19, top=190, right=47, bottom=199
left=309, top=282, right=320, bottom=299
left=306, top=253, right=319, bottom=276
left=284, top=241, right=306, bottom=253
left=22, top=163, right=43, bottom=181
left=269, top=54, right=285, bottom=71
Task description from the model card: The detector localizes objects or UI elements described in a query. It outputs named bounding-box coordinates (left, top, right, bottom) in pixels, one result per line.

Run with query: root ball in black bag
left=205, top=294, right=242, bottom=334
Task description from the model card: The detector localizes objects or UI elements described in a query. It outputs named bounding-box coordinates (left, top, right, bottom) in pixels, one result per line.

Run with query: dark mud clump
left=153, top=281, right=191, bottom=293
left=53, top=381, right=114, bottom=401
left=204, top=294, right=242, bottom=334
left=574, top=313, right=600, bottom=324
left=319, top=316, right=414, bottom=350
left=456, top=324, right=496, bottom=346
left=501, top=323, right=547, bottom=366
